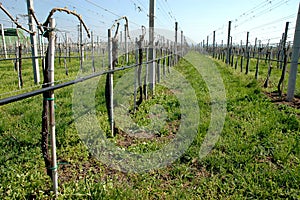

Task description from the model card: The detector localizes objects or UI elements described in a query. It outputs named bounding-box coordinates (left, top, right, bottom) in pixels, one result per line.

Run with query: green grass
left=0, top=51, right=300, bottom=199
left=230, top=54, right=300, bottom=96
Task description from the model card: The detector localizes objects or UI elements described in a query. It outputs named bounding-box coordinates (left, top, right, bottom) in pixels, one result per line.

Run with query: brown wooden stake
left=277, top=22, right=290, bottom=96
left=18, top=45, right=23, bottom=88
left=245, top=32, right=250, bottom=75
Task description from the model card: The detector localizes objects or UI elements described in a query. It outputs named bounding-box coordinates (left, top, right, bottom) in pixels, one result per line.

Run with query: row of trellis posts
left=200, top=3, right=300, bottom=101
left=0, top=5, right=187, bottom=196
left=46, top=21, right=186, bottom=195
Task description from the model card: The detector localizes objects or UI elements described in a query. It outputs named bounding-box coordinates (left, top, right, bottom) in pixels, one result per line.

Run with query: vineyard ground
left=0, top=51, right=299, bottom=199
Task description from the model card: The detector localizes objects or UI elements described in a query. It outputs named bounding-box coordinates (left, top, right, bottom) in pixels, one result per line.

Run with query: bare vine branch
left=0, top=3, right=34, bottom=34
left=43, top=7, right=90, bottom=38
left=111, top=16, right=131, bottom=40
left=28, top=7, right=44, bottom=33
left=140, top=25, right=146, bottom=41
left=113, top=23, right=120, bottom=39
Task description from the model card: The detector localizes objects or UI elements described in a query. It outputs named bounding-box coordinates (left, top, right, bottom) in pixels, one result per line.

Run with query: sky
left=0, top=0, right=299, bottom=46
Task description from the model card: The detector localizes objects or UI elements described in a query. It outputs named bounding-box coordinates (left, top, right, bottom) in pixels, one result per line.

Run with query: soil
left=264, top=91, right=300, bottom=110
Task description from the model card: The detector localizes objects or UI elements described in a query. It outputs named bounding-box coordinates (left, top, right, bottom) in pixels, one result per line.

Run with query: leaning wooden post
left=226, top=21, right=232, bottom=64
left=277, top=22, right=290, bottom=96
left=287, top=3, right=300, bottom=101
left=264, top=62, right=273, bottom=88
left=48, top=18, right=58, bottom=196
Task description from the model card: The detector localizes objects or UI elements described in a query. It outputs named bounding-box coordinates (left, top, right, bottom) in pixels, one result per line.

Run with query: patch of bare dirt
left=57, top=155, right=129, bottom=186
left=114, top=122, right=178, bottom=149
left=264, top=91, right=300, bottom=110
left=56, top=122, right=179, bottom=186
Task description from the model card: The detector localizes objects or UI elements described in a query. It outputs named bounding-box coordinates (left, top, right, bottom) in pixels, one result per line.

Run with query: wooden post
left=206, top=35, right=209, bottom=52
left=134, top=39, right=138, bottom=111
left=144, top=47, right=149, bottom=100
left=125, top=24, right=128, bottom=63
left=27, top=0, right=40, bottom=84
left=58, top=41, right=62, bottom=66
left=97, top=36, right=100, bottom=56
left=119, top=31, right=122, bottom=64
left=138, top=36, right=144, bottom=106
left=37, top=29, right=42, bottom=61
left=149, top=0, right=156, bottom=93
left=157, top=58, right=161, bottom=83
left=168, top=45, right=171, bottom=73
left=64, top=33, right=68, bottom=75
left=287, top=3, right=300, bottom=101
left=48, top=18, right=58, bottom=196
left=170, top=42, right=174, bottom=67
left=240, top=40, right=243, bottom=72
left=163, top=48, right=166, bottom=77
left=213, top=31, right=216, bottom=58
left=230, top=36, right=233, bottom=66
left=245, top=32, right=250, bottom=74
left=107, top=29, right=114, bottom=137
left=0, top=24, right=7, bottom=58
left=226, top=21, right=232, bottom=64
left=79, top=22, right=83, bottom=70
left=102, top=47, right=105, bottom=70
left=181, top=30, right=183, bottom=57
left=18, top=44, right=23, bottom=88
left=253, top=37, right=257, bottom=58
left=235, top=48, right=238, bottom=69
left=277, top=22, right=290, bottom=96
left=85, top=39, right=88, bottom=61
left=175, top=22, right=178, bottom=63
left=68, top=45, right=71, bottom=62
left=264, top=49, right=273, bottom=87
left=15, top=41, right=20, bottom=88
left=91, top=31, right=95, bottom=72
left=255, top=48, right=260, bottom=80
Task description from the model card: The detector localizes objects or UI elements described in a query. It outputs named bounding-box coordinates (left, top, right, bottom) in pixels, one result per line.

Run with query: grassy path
left=0, top=51, right=299, bottom=199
